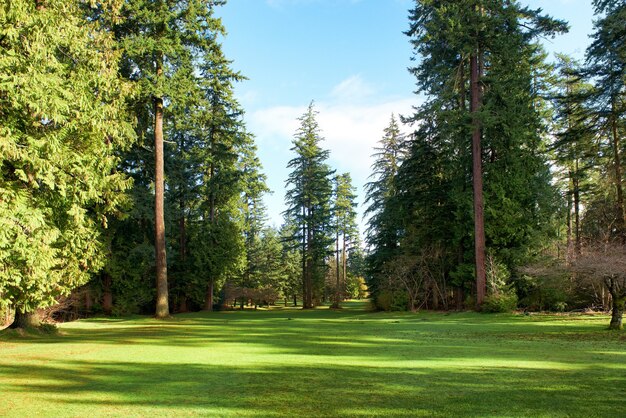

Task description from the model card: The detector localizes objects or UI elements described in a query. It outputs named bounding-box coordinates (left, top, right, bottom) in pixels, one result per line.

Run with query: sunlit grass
left=1, top=301, right=624, bottom=417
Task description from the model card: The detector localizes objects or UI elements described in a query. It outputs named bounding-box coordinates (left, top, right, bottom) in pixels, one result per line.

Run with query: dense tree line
left=365, top=0, right=626, bottom=329
left=1, top=0, right=277, bottom=326
left=0, top=1, right=364, bottom=325
left=2, top=0, right=624, bottom=330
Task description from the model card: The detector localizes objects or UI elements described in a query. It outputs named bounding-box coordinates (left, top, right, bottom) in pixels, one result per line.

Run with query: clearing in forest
left=1, top=301, right=624, bottom=417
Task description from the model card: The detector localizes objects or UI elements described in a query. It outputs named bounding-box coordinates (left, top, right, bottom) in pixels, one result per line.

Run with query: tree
left=402, top=0, right=567, bottom=310
left=0, top=0, right=134, bottom=327
left=331, top=173, right=358, bottom=308
left=584, top=0, right=626, bottom=239
left=550, top=55, right=596, bottom=261
left=572, top=245, right=626, bottom=330
left=115, top=0, right=229, bottom=317
left=284, top=103, right=334, bottom=309
left=364, top=115, right=406, bottom=308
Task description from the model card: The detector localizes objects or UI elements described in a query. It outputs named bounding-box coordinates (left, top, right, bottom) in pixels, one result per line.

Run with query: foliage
left=481, top=293, right=518, bottom=313
left=365, top=0, right=567, bottom=311
left=284, top=103, right=334, bottom=308
left=0, top=0, right=134, bottom=317
left=364, top=115, right=406, bottom=307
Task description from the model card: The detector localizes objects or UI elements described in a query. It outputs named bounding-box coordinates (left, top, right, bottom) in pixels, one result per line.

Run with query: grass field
left=1, top=301, right=625, bottom=417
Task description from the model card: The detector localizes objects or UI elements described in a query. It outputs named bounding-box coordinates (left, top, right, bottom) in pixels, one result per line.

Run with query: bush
left=482, top=292, right=518, bottom=313
left=375, top=289, right=409, bottom=311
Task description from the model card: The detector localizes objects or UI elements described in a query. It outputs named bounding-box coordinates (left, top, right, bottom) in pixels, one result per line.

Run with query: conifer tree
left=0, top=0, right=134, bottom=327
left=584, top=0, right=626, bottom=238
left=551, top=55, right=596, bottom=260
left=364, top=115, right=406, bottom=307
left=402, top=0, right=566, bottom=309
left=284, top=103, right=334, bottom=308
left=331, top=173, right=358, bottom=308
left=115, top=0, right=228, bottom=317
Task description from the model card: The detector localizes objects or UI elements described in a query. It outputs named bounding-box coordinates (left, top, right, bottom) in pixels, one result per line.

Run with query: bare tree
left=572, top=244, right=626, bottom=330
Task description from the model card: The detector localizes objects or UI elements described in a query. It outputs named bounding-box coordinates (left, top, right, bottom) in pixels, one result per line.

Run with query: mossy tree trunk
left=606, top=276, right=624, bottom=330
left=9, top=309, right=40, bottom=329
left=609, top=298, right=624, bottom=330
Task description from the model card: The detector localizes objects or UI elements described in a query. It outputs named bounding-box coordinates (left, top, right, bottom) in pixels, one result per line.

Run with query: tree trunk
left=573, top=160, right=581, bottom=256
left=606, top=277, right=624, bottom=330
left=611, top=107, right=625, bottom=237
left=342, top=232, right=347, bottom=300
left=455, top=286, right=464, bottom=311
left=203, top=280, right=214, bottom=311
left=102, top=272, right=113, bottom=316
left=332, top=231, right=340, bottom=308
left=84, top=289, right=93, bottom=313
left=154, top=50, right=169, bottom=319
left=10, top=309, right=40, bottom=329
left=609, top=297, right=623, bottom=330
left=179, top=296, right=188, bottom=313
left=566, top=172, right=573, bottom=264
left=470, top=52, right=486, bottom=308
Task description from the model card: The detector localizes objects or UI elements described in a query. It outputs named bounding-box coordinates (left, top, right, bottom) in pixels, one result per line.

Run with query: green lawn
left=1, top=301, right=625, bottom=417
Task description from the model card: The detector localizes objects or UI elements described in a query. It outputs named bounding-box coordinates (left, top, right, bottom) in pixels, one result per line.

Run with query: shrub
left=482, top=292, right=518, bottom=313
left=375, top=289, right=409, bottom=311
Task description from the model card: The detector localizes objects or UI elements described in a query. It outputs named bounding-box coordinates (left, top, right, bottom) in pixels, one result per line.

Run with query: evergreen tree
left=0, top=0, right=134, bottom=327
left=330, top=173, right=358, bottom=308
left=284, top=103, right=334, bottom=308
left=113, top=0, right=245, bottom=317
left=364, top=114, right=406, bottom=308
left=399, top=0, right=566, bottom=310
left=584, top=0, right=626, bottom=239
left=550, top=55, right=596, bottom=261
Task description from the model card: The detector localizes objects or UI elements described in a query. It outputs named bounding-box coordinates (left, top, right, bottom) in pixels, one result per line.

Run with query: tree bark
left=301, top=206, right=308, bottom=309
left=470, top=52, right=486, bottom=308
left=10, top=309, right=40, bottom=329
left=342, top=232, right=347, bottom=300
left=609, top=296, right=623, bottom=330
left=611, top=106, right=625, bottom=237
left=154, top=89, right=169, bottom=319
left=566, top=172, right=573, bottom=263
left=179, top=296, right=188, bottom=313
left=606, top=277, right=624, bottom=330
left=203, top=280, right=214, bottom=311
left=573, top=160, right=581, bottom=256
left=305, top=212, right=314, bottom=309
left=332, top=231, right=340, bottom=308
left=102, top=272, right=113, bottom=315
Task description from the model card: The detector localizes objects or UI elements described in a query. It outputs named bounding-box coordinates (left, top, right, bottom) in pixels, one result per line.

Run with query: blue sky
left=215, top=0, right=595, bottom=231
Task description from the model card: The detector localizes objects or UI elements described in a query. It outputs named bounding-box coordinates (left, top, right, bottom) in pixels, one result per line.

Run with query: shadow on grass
left=1, top=302, right=625, bottom=416
left=1, top=358, right=624, bottom=417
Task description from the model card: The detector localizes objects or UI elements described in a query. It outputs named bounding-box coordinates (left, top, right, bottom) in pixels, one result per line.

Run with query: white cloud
left=247, top=75, right=417, bottom=229
left=330, top=74, right=376, bottom=102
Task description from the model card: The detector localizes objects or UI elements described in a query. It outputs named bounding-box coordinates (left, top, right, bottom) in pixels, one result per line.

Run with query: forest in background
left=1, top=0, right=625, bottom=330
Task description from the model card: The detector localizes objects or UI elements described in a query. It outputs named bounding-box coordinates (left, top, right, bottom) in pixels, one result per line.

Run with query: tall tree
left=364, top=115, right=406, bottom=307
left=284, top=103, right=334, bottom=309
left=116, top=0, right=227, bottom=317
left=0, top=0, right=134, bottom=327
left=403, top=0, right=567, bottom=309
left=584, top=0, right=626, bottom=239
left=551, top=55, right=596, bottom=261
left=331, top=173, right=358, bottom=308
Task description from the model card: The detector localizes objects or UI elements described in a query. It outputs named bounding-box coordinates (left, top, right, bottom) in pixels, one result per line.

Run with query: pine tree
left=115, top=0, right=229, bottom=317
left=364, top=114, right=406, bottom=308
left=551, top=55, right=596, bottom=261
left=584, top=0, right=626, bottom=239
left=284, top=103, right=334, bottom=309
left=331, top=173, right=358, bottom=308
left=403, top=0, right=567, bottom=309
left=0, top=0, right=134, bottom=327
